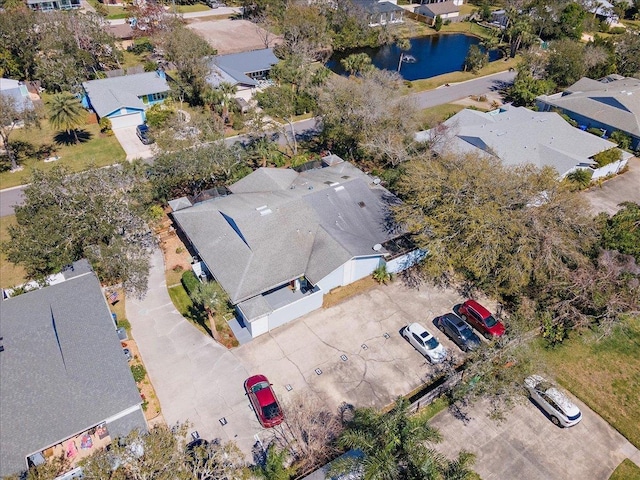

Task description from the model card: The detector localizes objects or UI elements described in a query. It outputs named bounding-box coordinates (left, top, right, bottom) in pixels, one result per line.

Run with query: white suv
left=525, top=375, right=582, bottom=427
left=402, top=323, right=447, bottom=363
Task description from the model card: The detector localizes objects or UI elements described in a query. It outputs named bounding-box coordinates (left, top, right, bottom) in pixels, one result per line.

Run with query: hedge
left=181, top=270, right=199, bottom=296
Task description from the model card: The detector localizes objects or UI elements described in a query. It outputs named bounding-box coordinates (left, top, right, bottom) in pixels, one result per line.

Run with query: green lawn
left=532, top=316, right=640, bottom=449
left=1, top=120, right=125, bottom=190
left=405, top=56, right=519, bottom=93
left=176, top=3, right=211, bottom=13
left=0, top=215, right=27, bottom=289
left=418, top=103, right=466, bottom=129
left=609, top=459, right=640, bottom=480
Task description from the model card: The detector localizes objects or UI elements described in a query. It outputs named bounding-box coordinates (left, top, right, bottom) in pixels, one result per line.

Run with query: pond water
left=327, top=34, right=501, bottom=81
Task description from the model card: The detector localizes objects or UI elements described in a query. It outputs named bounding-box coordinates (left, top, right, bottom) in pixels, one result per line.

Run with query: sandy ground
left=187, top=18, right=281, bottom=55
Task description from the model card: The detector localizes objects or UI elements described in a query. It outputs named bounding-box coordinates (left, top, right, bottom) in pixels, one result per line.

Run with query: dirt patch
left=452, top=91, right=504, bottom=111
left=157, top=213, right=194, bottom=286
left=322, top=276, right=379, bottom=308
left=186, top=18, right=281, bottom=54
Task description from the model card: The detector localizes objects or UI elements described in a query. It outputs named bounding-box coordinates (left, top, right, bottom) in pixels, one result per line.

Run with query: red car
left=244, top=375, right=284, bottom=428
left=458, top=299, right=505, bottom=338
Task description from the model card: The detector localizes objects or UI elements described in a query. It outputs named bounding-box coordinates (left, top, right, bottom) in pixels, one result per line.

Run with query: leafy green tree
left=0, top=8, right=40, bottom=79
left=149, top=143, right=248, bottom=201
left=160, top=24, right=217, bottom=106
left=340, top=52, right=375, bottom=76
left=5, top=166, right=153, bottom=297
left=463, top=45, right=488, bottom=73
left=559, top=2, right=585, bottom=40
left=565, top=168, right=593, bottom=190
left=434, top=15, right=443, bottom=31
left=546, top=39, right=585, bottom=87
left=0, top=93, right=39, bottom=170
left=506, top=70, right=555, bottom=107
left=593, top=147, right=622, bottom=167
left=598, top=202, right=640, bottom=262
left=279, top=3, right=332, bottom=59
left=46, top=92, right=85, bottom=143
left=505, top=14, right=534, bottom=57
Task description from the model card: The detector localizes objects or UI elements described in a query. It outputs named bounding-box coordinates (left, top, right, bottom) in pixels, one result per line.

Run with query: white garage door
left=109, top=112, right=143, bottom=129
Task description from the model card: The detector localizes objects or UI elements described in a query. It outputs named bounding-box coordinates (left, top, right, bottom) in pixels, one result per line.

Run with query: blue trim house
left=81, top=71, right=170, bottom=129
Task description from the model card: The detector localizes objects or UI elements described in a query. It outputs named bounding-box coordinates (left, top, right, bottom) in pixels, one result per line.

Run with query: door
left=109, top=112, right=143, bottom=129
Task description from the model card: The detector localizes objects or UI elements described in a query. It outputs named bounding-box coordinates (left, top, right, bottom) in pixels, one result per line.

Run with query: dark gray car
left=434, top=312, right=481, bottom=352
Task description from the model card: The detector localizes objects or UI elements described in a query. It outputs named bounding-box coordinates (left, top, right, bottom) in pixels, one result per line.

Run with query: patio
left=33, top=424, right=112, bottom=469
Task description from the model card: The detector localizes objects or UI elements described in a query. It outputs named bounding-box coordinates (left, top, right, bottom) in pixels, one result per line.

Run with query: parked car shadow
left=526, top=396, right=563, bottom=428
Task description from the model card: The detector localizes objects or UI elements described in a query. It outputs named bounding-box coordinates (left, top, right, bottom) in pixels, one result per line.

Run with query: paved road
left=0, top=72, right=513, bottom=217
left=107, top=7, right=243, bottom=25
left=431, top=397, right=640, bottom=479
left=0, top=186, right=25, bottom=217
left=410, top=70, right=516, bottom=109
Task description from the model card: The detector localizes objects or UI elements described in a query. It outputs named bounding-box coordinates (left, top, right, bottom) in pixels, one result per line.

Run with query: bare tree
left=271, top=393, right=343, bottom=472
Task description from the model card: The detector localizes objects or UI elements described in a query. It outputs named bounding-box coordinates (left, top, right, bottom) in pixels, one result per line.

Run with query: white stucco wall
left=267, top=288, right=324, bottom=332
left=346, top=256, right=383, bottom=283
left=316, top=264, right=346, bottom=292
left=246, top=314, right=269, bottom=337
left=591, top=159, right=628, bottom=180
left=385, top=249, right=427, bottom=274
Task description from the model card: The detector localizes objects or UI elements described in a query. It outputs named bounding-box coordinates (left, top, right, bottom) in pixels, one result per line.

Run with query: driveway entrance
left=113, top=125, right=155, bottom=160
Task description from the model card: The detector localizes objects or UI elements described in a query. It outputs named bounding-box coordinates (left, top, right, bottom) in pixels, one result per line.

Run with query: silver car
left=402, top=323, right=447, bottom=363
left=525, top=375, right=582, bottom=427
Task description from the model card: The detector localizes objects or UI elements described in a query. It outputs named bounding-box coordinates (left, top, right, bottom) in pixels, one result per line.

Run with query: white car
left=525, top=375, right=582, bottom=427
left=402, top=323, right=447, bottom=363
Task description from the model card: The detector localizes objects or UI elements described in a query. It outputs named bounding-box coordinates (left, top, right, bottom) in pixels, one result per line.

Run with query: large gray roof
left=212, top=48, right=279, bottom=87
left=82, top=71, right=170, bottom=118
left=172, top=162, right=399, bottom=305
left=416, top=0, right=460, bottom=15
left=537, top=76, right=640, bottom=137
left=0, top=265, right=144, bottom=478
left=353, top=0, right=404, bottom=14
left=416, top=105, right=619, bottom=176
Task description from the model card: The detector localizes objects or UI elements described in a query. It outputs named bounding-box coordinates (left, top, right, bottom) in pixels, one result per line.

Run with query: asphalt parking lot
left=430, top=397, right=640, bottom=480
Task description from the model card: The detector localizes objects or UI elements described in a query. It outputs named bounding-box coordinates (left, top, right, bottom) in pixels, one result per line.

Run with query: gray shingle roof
left=212, top=49, right=279, bottom=87
left=0, top=265, right=144, bottom=478
left=172, top=162, right=399, bottom=306
left=416, top=106, right=620, bottom=177
left=353, top=0, right=405, bottom=14
left=0, top=77, right=35, bottom=112
left=415, top=0, right=460, bottom=16
left=82, top=72, right=170, bottom=118
left=537, top=76, right=640, bottom=137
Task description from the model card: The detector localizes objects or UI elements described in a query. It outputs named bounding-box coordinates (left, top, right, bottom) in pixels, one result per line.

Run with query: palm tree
left=218, top=82, right=237, bottom=124
left=47, top=92, right=85, bottom=143
left=335, top=398, right=444, bottom=480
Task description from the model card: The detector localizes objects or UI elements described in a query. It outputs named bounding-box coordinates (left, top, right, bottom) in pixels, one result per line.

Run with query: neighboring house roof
left=206, top=64, right=239, bottom=88
left=416, top=0, right=460, bottom=16
left=0, top=260, right=145, bottom=478
left=82, top=71, right=169, bottom=118
left=353, top=0, right=405, bottom=15
left=0, top=77, right=35, bottom=112
left=211, top=49, right=279, bottom=87
left=415, top=105, right=620, bottom=177
left=537, top=76, right=640, bottom=138
left=171, top=160, right=400, bottom=306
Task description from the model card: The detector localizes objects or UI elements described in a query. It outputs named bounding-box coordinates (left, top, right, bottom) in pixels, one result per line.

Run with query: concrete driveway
left=430, top=397, right=640, bottom=480
left=127, top=249, right=472, bottom=455
left=583, top=156, right=640, bottom=215
left=113, top=126, right=155, bottom=161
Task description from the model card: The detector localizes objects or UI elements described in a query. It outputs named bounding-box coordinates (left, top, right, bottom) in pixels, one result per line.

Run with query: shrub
left=560, top=113, right=578, bottom=127
left=144, top=60, right=159, bottom=72
left=99, top=117, right=113, bottom=136
left=610, top=130, right=632, bottom=150
left=231, top=112, right=244, bottom=130
left=145, top=103, right=174, bottom=128
left=127, top=38, right=154, bottom=55
left=181, top=270, right=199, bottom=296
left=131, top=364, right=147, bottom=383
left=434, top=15, right=443, bottom=31
left=372, top=264, right=392, bottom=284
left=565, top=168, right=593, bottom=190
left=593, top=147, right=622, bottom=167
left=609, top=27, right=626, bottom=34
left=172, top=264, right=184, bottom=273
left=587, top=127, right=605, bottom=137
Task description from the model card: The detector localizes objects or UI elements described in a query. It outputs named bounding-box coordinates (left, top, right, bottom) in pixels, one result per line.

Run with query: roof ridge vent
left=256, top=205, right=268, bottom=211
left=329, top=182, right=340, bottom=187
left=259, top=208, right=273, bottom=216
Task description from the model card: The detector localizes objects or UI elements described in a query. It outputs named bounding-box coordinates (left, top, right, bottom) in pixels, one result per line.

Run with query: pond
left=327, top=34, right=501, bottom=81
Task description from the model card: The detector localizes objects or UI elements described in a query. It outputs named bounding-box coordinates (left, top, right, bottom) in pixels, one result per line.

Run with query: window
left=146, top=92, right=166, bottom=103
